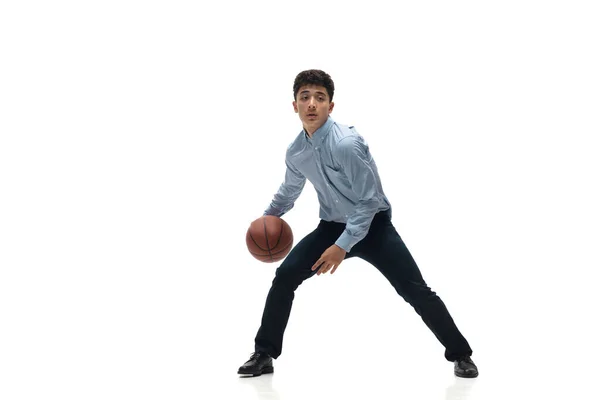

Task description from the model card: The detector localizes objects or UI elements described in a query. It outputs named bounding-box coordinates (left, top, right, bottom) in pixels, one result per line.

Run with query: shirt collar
left=304, top=116, right=334, bottom=143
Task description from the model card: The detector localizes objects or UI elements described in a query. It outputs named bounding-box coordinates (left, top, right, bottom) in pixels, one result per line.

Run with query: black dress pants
left=254, top=209, right=473, bottom=361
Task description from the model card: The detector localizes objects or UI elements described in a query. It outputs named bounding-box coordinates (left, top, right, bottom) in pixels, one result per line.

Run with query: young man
left=238, top=69, right=478, bottom=378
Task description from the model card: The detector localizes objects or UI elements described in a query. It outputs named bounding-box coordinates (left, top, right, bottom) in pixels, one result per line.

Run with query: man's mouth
left=307, top=113, right=318, bottom=118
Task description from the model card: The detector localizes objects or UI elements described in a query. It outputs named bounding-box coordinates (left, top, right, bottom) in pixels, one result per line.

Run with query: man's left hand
left=311, top=244, right=347, bottom=275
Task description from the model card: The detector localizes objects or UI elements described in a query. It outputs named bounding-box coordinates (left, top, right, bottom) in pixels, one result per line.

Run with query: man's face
left=293, top=85, right=334, bottom=134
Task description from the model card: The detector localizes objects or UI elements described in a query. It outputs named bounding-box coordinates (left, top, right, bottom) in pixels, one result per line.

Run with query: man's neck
left=304, top=122, right=325, bottom=138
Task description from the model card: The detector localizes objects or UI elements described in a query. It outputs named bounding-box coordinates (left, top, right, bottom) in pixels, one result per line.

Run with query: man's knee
left=272, top=264, right=308, bottom=289
left=394, top=279, right=437, bottom=305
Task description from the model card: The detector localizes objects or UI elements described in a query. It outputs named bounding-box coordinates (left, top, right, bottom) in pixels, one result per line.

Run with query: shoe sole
left=238, top=366, right=274, bottom=377
left=454, top=371, right=479, bottom=378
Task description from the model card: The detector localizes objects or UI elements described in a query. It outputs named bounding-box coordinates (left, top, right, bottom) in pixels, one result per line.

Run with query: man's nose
left=308, top=97, right=317, bottom=108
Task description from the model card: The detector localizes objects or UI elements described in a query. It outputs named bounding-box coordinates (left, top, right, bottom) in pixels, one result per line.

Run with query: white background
left=1, top=1, right=599, bottom=399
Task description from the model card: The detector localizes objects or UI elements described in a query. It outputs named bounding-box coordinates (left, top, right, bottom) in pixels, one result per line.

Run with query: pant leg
left=254, top=219, right=345, bottom=358
left=353, top=211, right=473, bottom=361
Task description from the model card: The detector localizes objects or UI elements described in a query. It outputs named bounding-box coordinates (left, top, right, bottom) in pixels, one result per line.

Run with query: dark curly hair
left=293, top=69, right=335, bottom=101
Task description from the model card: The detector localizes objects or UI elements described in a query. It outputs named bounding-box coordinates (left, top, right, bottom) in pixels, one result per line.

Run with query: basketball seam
left=262, top=216, right=273, bottom=262
left=275, top=219, right=284, bottom=248
left=249, top=233, right=268, bottom=252
left=250, top=250, right=290, bottom=259
left=248, top=240, right=293, bottom=257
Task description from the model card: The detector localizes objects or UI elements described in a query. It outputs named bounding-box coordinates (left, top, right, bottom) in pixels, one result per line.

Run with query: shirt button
left=345, top=214, right=348, bottom=218
left=335, top=200, right=339, bottom=203
left=315, top=147, right=319, bottom=150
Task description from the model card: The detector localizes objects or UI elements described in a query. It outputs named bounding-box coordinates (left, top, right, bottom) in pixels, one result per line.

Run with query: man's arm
left=334, top=135, right=381, bottom=252
left=264, top=158, right=306, bottom=217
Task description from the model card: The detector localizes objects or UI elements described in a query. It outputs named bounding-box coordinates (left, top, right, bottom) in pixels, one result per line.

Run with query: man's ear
left=293, top=101, right=298, bottom=113
left=329, top=102, right=335, bottom=114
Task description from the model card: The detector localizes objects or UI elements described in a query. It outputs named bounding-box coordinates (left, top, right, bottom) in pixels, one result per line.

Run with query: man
left=238, top=69, right=478, bottom=378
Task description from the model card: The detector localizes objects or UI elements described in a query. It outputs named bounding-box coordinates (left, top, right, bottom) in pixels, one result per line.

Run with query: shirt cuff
left=335, top=231, right=357, bottom=253
left=264, top=206, right=283, bottom=217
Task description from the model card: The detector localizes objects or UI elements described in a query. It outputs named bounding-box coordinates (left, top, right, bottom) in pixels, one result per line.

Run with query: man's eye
left=318, top=97, right=325, bottom=101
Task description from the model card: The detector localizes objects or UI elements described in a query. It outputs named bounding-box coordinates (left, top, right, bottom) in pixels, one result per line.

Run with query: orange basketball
left=246, top=215, right=293, bottom=263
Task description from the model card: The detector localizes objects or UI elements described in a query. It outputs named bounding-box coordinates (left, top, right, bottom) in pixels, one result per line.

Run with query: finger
left=326, top=263, right=335, bottom=274
left=331, top=264, right=339, bottom=274
left=317, top=263, right=325, bottom=275
left=311, top=259, right=323, bottom=271
left=317, top=262, right=329, bottom=275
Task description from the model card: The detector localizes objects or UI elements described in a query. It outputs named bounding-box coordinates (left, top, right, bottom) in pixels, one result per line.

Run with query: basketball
left=246, top=215, right=294, bottom=263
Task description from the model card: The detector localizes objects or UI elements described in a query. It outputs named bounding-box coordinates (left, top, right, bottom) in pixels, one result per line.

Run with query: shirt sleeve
left=334, top=135, right=380, bottom=252
left=264, top=157, right=306, bottom=217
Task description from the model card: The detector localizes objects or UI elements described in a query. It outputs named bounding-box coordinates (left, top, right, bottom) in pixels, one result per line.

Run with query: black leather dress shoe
left=237, top=352, right=274, bottom=376
left=454, top=356, right=478, bottom=378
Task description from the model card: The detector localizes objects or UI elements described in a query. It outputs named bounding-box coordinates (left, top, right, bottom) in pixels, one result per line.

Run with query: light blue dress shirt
left=264, top=117, right=391, bottom=252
